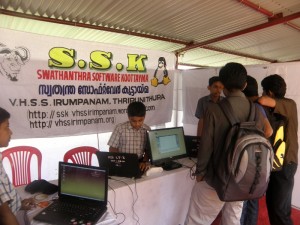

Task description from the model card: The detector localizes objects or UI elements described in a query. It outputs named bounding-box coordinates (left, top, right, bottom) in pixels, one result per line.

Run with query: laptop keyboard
left=40, top=200, right=104, bottom=225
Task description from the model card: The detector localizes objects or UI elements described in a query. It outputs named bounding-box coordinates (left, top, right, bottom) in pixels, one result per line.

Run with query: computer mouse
left=25, top=179, right=58, bottom=195
left=25, top=180, right=41, bottom=194
left=145, top=167, right=163, bottom=176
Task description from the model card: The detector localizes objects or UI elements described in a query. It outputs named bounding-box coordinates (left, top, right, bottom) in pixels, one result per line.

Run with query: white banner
left=0, top=28, right=175, bottom=138
left=182, top=68, right=221, bottom=125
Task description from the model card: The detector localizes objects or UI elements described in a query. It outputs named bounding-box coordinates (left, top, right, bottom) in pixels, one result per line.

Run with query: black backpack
left=212, top=99, right=274, bottom=201
left=263, top=107, right=287, bottom=171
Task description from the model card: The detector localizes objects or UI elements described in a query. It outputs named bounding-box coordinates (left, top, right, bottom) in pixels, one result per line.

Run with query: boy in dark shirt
left=258, top=74, right=298, bottom=225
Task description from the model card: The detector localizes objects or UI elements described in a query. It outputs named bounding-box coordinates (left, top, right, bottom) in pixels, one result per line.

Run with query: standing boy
left=258, top=74, right=298, bottom=225
left=195, top=76, right=224, bottom=136
left=0, top=107, right=35, bottom=225
left=185, top=63, right=266, bottom=225
left=108, top=101, right=150, bottom=172
left=240, top=75, right=273, bottom=225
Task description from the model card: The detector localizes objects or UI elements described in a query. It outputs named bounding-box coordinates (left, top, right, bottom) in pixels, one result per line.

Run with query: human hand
left=196, top=175, right=204, bottom=182
left=139, top=162, right=151, bottom=172
left=258, top=96, right=276, bottom=107
left=21, top=198, right=36, bottom=210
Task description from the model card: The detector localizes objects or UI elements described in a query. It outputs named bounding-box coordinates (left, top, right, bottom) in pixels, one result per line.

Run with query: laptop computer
left=96, top=152, right=143, bottom=179
left=184, top=135, right=201, bottom=158
left=33, top=162, right=108, bottom=225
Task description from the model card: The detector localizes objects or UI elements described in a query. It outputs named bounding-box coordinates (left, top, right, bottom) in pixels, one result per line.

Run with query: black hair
left=208, top=76, right=221, bottom=86
left=243, top=75, right=258, bottom=97
left=0, top=107, right=10, bottom=125
left=261, top=74, right=286, bottom=98
left=127, top=102, right=146, bottom=117
left=219, top=62, right=247, bottom=90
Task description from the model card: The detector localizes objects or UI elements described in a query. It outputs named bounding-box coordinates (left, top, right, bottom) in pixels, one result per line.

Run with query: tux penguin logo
left=0, top=43, right=30, bottom=82
left=151, top=57, right=171, bottom=87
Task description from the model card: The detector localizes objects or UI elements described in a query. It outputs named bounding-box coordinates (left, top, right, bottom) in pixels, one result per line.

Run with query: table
left=18, top=157, right=196, bottom=225
left=107, top=157, right=196, bottom=225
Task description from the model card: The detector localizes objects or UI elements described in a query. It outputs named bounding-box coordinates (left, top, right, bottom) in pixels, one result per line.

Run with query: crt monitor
left=147, top=127, right=187, bottom=170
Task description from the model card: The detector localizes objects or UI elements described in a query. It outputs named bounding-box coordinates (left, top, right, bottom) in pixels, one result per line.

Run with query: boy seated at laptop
left=108, top=101, right=150, bottom=172
left=0, top=107, right=36, bottom=225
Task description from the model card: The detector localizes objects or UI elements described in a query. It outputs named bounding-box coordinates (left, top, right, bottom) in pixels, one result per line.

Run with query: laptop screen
left=96, top=152, right=141, bottom=178
left=59, top=162, right=107, bottom=202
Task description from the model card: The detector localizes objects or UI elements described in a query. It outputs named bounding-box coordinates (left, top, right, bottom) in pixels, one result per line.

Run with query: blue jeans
left=240, top=199, right=259, bottom=225
left=266, top=162, right=297, bottom=225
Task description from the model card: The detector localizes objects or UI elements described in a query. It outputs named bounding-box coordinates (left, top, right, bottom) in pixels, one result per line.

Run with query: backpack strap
left=219, top=98, right=255, bottom=125
left=219, top=98, right=239, bottom=125
left=248, top=101, right=256, bottom=121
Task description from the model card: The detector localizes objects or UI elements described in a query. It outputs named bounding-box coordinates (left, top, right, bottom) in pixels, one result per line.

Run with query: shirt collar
left=126, top=121, right=147, bottom=131
left=208, top=95, right=224, bottom=102
left=226, top=90, right=246, bottom=98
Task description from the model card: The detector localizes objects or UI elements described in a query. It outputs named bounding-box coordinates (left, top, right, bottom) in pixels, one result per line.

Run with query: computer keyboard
left=36, top=200, right=105, bottom=225
left=161, top=161, right=182, bottom=171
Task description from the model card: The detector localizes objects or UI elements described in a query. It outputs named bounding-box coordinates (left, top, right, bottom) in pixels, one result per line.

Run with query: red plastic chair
left=63, top=146, right=99, bottom=166
left=2, top=146, right=42, bottom=187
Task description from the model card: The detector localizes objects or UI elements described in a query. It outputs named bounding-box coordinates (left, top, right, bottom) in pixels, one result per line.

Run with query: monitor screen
left=148, top=127, right=187, bottom=166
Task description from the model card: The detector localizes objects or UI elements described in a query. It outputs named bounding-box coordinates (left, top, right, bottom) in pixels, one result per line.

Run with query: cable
left=132, top=179, right=140, bottom=225
left=107, top=201, right=126, bottom=224
left=110, top=177, right=141, bottom=225
left=186, top=158, right=197, bottom=180
left=108, top=184, right=126, bottom=224
left=189, top=163, right=197, bottom=180
left=96, top=132, right=100, bottom=151
left=174, top=158, right=197, bottom=180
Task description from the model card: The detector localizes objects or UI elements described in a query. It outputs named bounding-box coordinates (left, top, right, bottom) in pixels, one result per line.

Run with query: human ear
left=267, top=90, right=275, bottom=97
left=242, top=82, right=247, bottom=91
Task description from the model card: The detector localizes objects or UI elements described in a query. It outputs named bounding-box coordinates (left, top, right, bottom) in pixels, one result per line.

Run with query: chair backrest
left=63, top=146, right=99, bottom=166
left=2, top=146, right=42, bottom=187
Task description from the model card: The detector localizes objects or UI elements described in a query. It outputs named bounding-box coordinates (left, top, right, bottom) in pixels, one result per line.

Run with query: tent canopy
left=1, top=0, right=300, bottom=68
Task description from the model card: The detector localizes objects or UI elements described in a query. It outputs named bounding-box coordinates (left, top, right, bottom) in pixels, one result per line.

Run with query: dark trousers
left=266, top=162, right=297, bottom=225
left=240, top=199, right=259, bottom=225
